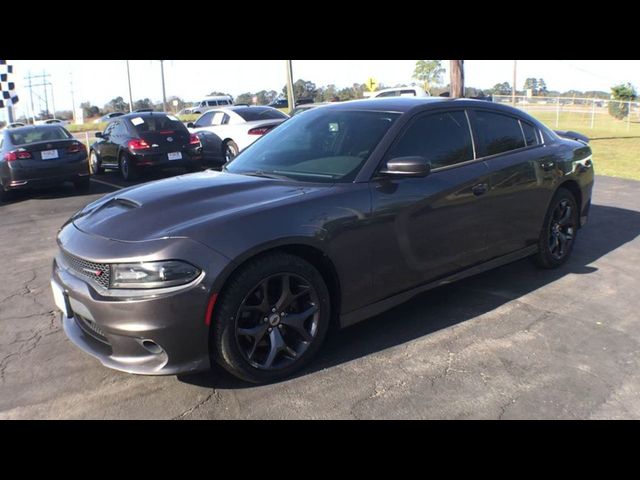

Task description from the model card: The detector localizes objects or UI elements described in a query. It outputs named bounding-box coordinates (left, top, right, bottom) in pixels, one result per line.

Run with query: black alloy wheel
left=235, top=273, right=320, bottom=370
left=534, top=187, right=578, bottom=269
left=548, top=198, right=575, bottom=260
left=212, top=253, right=331, bottom=383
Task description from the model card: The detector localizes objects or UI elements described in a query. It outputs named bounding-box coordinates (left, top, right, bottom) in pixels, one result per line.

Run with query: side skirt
left=339, top=245, right=538, bottom=328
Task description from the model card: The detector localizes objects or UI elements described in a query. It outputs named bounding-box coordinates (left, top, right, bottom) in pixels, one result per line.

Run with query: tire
left=119, top=152, right=139, bottom=181
left=0, top=184, right=13, bottom=203
left=222, top=140, right=239, bottom=163
left=89, top=150, right=104, bottom=175
left=74, top=177, right=91, bottom=193
left=533, top=187, right=579, bottom=269
left=212, top=252, right=331, bottom=384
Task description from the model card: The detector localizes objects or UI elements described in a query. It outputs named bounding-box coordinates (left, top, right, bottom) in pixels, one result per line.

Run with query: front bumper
left=51, top=225, right=230, bottom=375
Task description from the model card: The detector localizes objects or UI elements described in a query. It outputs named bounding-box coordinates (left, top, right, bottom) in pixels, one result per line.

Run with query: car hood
left=72, top=171, right=319, bottom=242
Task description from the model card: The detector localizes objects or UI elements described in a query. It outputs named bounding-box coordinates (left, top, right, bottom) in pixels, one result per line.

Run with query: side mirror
left=187, top=122, right=196, bottom=129
left=94, top=132, right=103, bottom=138
left=380, top=156, right=431, bottom=177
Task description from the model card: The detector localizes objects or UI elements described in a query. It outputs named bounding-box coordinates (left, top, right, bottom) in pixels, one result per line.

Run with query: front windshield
left=225, top=108, right=400, bottom=183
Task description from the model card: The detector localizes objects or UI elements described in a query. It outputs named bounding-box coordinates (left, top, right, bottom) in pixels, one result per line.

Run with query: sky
left=2, top=60, right=639, bottom=121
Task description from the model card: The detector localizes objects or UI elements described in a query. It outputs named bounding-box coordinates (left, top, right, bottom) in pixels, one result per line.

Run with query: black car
left=89, top=112, right=204, bottom=181
left=52, top=98, right=594, bottom=383
left=1, top=125, right=89, bottom=201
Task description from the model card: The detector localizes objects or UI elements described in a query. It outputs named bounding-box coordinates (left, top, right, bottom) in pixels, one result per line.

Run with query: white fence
left=491, top=95, right=640, bottom=131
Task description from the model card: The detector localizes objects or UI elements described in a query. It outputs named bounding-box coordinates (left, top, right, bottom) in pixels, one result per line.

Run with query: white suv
left=371, top=86, right=430, bottom=98
left=191, top=95, right=234, bottom=114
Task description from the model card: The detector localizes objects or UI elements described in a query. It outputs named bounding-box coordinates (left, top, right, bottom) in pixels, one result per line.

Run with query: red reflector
left=204, top=293, right=218, bottom=326
left=189, top=133, right=201, bottom=146
left=248, top=127, right=270, bottom=135
left=67, top=143, right=82, bottom=153
left=128, top=138, right=151, bottom=150
left=160, top=130, right=175, bottom=134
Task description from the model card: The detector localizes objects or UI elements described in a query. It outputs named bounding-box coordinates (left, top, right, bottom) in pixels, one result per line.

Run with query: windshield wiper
left=238, top=170, right=292, bottom=181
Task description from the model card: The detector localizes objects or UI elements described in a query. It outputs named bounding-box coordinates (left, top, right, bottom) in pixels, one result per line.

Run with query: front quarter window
left=225, top=109, right=400, bottom=183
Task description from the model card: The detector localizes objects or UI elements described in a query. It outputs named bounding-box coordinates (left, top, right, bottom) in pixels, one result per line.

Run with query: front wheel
left=212, top=252, right=331, bottom=384
left=533, top=187, right=579, bottom=269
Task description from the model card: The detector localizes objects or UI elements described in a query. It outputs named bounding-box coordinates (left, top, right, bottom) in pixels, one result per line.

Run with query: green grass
left=528, top=110, right=640, bottom=181
left=177, top=114, right=199, bottom=123
left=67, top=122, right=106, bottom=133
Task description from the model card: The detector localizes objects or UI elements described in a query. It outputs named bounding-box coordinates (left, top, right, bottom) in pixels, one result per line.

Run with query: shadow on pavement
left=0, top=180, right=115, bottom=206
left=179, top=203, right=640, bottom=389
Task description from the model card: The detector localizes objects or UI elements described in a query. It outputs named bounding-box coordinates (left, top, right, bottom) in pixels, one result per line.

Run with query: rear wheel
left=533, top=187, right=579, bottom=269
left=119, top=152, right=139, bottom=181
left=89, top=151, right=104, bottom=175
left=222, top=140, right=239, bottom=163
left=212, top=252, right=331, bottom=384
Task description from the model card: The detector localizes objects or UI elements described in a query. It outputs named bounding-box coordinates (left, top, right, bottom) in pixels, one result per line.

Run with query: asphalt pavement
left=0, top=173, right=638, bottom=419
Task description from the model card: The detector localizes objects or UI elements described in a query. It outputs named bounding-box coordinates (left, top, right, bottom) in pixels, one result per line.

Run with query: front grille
left=75, top=314, right=110, bottom=345
left=61, top=250, right=110, bottom=289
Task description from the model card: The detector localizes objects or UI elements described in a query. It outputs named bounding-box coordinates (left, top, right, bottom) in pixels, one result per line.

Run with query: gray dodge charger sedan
left=51, top=97, right=594, bottom=383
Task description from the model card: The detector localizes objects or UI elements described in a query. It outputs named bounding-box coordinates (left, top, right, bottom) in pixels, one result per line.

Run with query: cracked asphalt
left=1, top=173, right=639, bottom=419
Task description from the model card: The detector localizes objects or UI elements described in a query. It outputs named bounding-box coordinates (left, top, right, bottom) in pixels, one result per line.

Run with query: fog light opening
left=141, top=339, right=163, bottom=355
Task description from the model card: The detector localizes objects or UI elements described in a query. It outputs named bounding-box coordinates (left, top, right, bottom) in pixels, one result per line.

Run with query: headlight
left=110, top=261, right=201, bottom=289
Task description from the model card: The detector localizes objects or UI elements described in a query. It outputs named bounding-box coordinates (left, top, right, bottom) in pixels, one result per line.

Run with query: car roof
left=4, top=124, right=68, bottom=134
left=317, top=97, right=526, bottom=115
left=116, top=111, right=178, bottom=121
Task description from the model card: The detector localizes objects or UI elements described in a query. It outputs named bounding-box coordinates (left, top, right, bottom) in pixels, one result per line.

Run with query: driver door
left=368, top=109, right=493, bottom=299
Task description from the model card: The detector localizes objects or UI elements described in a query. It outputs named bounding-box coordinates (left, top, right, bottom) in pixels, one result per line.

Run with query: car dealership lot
left=0, top=174, right=639, bottom=419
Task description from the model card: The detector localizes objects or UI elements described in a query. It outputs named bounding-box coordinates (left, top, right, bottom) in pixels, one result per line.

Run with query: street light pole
left=512, top=60, right=517, bottom=106
left=126, top=60, right=134, bottom=113
left=160, top=60, right=167, bottom=112
left=285, top=60, right=295, bottom=113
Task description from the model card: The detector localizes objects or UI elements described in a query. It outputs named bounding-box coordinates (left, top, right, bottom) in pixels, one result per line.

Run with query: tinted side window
left=113, top=121, right=128, bottom=136
left=474, top=110, right=526, bottom=156
left=103, top=122, right=116, bottom=136
left=195, top=112, right=213, bottom=127
left=386, top=111, right=474, bottom=169
left=520, top=120, right=538, bottom=146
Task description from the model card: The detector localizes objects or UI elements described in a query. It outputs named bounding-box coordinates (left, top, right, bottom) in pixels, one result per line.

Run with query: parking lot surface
left=0, top=173, right=638, bottom=419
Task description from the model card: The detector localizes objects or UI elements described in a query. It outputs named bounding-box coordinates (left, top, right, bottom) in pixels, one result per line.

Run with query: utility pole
left=160, top=60, right=167, bottom=112
left=70, top=73, right=76, bottom=123
left=49, top=82, right=56, bottom=118
left=450, top=60, right=464, bottom=98
left=42, top=70, right=49, bottom=117
left=512, top=60, right=517, bottom=106
left=126, top=60, right=134, bottom=112
left=28, top=70, right=35, bottom=124
left=285, top=60, right=295, bottom=113
left=25, top=71, right=53, bottom=119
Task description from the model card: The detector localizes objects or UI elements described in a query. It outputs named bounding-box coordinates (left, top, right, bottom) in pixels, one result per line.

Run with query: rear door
left=468, top=108, right=552, bottom=258
left=369, top=109, right=493, bottom=298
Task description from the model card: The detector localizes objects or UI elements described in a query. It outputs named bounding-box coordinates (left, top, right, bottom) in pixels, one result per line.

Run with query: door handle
left=541, top=160, right=555, bottom=171
left=472, top=183, right=488, bottom=196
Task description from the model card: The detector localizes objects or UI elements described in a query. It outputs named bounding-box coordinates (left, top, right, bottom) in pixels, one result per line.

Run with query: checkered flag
left=0, top=60, right=19, bottom=109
